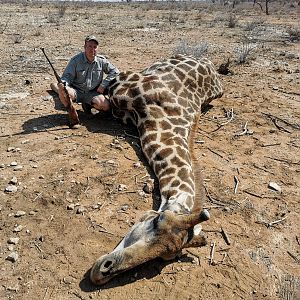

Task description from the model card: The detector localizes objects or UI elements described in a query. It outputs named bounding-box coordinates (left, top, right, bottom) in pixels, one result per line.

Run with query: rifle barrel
left=41, top=48, right=62, bottom=83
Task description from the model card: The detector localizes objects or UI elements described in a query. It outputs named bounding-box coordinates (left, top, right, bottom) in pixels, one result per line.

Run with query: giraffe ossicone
left=90, top=54, right=223, bottom=285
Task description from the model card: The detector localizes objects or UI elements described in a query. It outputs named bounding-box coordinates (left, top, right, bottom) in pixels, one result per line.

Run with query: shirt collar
left=83, top=52, right=96, bottom=64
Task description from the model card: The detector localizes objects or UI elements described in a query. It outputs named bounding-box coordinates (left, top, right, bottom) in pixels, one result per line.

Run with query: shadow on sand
left=79, top=255, right=194, bottom=291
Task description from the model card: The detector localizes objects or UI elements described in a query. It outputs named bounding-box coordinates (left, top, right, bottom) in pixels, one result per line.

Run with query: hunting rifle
left=41, top=47, right=79, bottom=127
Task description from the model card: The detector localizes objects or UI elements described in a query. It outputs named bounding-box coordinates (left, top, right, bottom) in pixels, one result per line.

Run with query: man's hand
left=57, top=83, right=71, bottom=108
left=96, top=86, right=105, bottom=94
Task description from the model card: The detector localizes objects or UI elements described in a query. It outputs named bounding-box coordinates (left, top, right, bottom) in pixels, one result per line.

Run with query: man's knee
left=92, top=95, right=110, bottom=111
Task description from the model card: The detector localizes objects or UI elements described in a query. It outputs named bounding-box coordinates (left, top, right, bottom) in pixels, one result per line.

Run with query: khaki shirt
left=61, top=52, right=119, bottom=93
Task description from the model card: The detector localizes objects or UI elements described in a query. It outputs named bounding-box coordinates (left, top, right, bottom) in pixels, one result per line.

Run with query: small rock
left=133, top=162, right=141, bottom=168
left=63, top=276, right=74, bottom=285
left=14, top=165, right=23, bottom=171
left=6, top=252, right=19, bottom=262
left=8, top=237, right=20, bottom=245
left=8, top=245, right=14, bottom=251
left=67, top=203, right=75, bottom=210
left=6, top=285, right=19, bottom=292
left=5, top=185, right=18, bottom=193
left=106, top=159, right=116, bottom=165
left=114, top=144, right=123, bottom=150
left=0, top=163, right=5, bottom=168
left=76, top=206, right=86, bottom=214
left=143, top=179, right=154, bottom=194
left=39, top=175, right=45, bottom=179
left=41, top=95, right=53, bottom=101
left=91, top=204, right=100, bottom=209
left=7, top=147, right=15, bottom=152
left=118, top=184, right=127, bottom=191
left=13, top=225, right=24, bottom=232
left=119, top=204, right=129, bottom=212
left=9, top=177, right=18, bottom=185
left=268, top=182, right=282, bottom=193
left=15, top=211, right=26, bottom=217
left=10, top=161, right=18, bottom=166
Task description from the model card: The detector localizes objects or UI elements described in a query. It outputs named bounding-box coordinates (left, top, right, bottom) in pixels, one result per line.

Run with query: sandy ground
left=0, top=1, right=299, bottom=300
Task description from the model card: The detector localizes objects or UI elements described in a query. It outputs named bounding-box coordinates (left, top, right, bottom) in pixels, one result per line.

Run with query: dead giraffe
left=90, top=54, right=224, bottom=285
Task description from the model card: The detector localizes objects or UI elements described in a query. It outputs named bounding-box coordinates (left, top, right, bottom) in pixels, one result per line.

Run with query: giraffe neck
left=109, top=55, right=223, bottom=215
left=139, top=112, right=201, bottom=215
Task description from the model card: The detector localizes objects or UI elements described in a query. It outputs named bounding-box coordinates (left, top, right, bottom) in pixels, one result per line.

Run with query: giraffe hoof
left=199, top=209, right=210, bottom=222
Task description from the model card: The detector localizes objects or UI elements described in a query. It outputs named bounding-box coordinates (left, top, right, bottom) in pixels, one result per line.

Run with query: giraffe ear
left=138, top=210, right=159, bottom=222
left=182, top=224, right=208, bottom=249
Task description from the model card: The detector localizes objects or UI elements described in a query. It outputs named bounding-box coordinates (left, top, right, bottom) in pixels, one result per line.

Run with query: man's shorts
left=73, top=89, right=100, bottom=105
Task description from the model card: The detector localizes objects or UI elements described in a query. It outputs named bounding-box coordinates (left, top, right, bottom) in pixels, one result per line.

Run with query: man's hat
left=85, top=35, right=99, bottom=45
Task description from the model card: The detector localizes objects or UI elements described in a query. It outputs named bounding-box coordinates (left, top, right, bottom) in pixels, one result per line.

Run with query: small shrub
left=286, top=26, right=300, bottom=42
left=57, top=5, right=67, bottom=18
left=173, top=40, right=209, bottom=58
left=234, top=39, right=258, bottom=64
left=12, top=34, right=24, bottom=44
left=244, top=18, right=265, bottom=32
left=33, top=29, right=42, bottom=37
left=228, top=14, right=238, bottom=28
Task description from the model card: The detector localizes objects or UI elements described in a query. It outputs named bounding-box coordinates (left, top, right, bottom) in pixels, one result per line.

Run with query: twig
left=252, top=163, right=275, bottom=175
left=234, top=121, right=253, bottom=136
left=287, top=251, right=300, bottom=263
left=33, top=192, right=42, bottom=201
left=243, top=190, right=263, bottom=198
left=278, top=89, right=300, bottom=97
left=209, top=108, right=234, bottom=133
left=123, top=151, right=135, bottom=161
left=209, top=241, right=216, bottom=265
left=268, top=216, right=287, bottom=227
left=203, top=205, right=225, bottom=209
left=84, top=176, right=90, bottom=194
left=234, top=176, right=239, bottom=194
left=265, top=156, right=300, bottom=165
left=206, top=147, right=229, bottom=162
left=118, top=190, right=137, bottom=194
left=33, top=242, right=43, bottom=253
left=98, top=200, right=107, bottom=212
left=256, top=216, right=287, bottom=228
left=261, top=143, right=281, bottom=147
left=220, top=108, right=234, bottom=126
left=98, top=228, right=115, bottom=235
left=43, top=287, right=49, bottom=300
left=204, top=186, right=225, bottom=206
left=185, top=249, right=200, bottom=265
left=273, top=119, right=292, bottom=133
left=262, top=112, right=300, bottom=130
left=221, top=252, right=228, bottom=264
left=221, top=227, right=231, bottom=245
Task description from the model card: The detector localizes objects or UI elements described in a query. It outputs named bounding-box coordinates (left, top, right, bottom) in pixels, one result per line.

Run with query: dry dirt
left=0, top=2, right=299, bottom=300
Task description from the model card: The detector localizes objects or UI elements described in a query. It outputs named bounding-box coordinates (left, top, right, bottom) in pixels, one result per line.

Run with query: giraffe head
left=90, top=208, right=209, bottom=285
